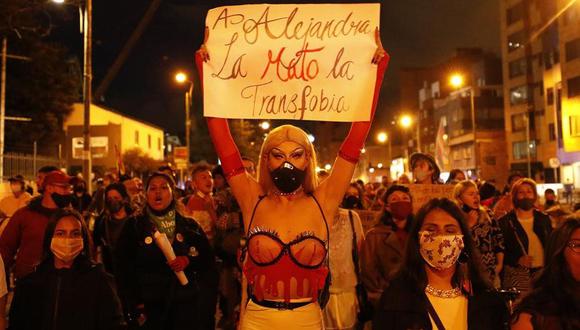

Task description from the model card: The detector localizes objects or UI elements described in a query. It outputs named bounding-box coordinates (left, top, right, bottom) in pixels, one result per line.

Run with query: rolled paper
left=153, top=231, right=189, bottom=285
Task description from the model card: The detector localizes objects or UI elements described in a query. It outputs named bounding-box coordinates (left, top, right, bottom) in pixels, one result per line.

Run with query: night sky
left=52, top=0, right=501, bottom=137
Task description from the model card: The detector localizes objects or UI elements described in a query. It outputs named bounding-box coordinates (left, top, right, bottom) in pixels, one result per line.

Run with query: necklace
left=271, top=186, right=304, bottom=197
left=425, top=284, right=462, bottom=298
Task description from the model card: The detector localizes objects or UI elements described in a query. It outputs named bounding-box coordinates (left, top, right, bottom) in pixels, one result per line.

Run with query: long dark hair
left=42, top=208, right=94, bottom=262
left=379, top=184, right=413, bottom=232
left=396, top=198, right=490, bottom=294
left=513, top=217, right=580, bottom=326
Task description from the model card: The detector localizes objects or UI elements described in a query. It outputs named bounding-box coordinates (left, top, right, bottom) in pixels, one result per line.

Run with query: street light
left=449, top=72, right=478, bottom=178
left=52, top=0, right=92, bottom=192
left=308, top=134, right=315, bottom=143
left=400, top=115, right=412, bottom=128
left=174, top=71, right=193, bottom=162
left=260, top=121, right=270, bottom=130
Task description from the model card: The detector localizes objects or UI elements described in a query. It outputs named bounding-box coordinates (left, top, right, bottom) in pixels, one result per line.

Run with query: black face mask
left=107, top=200, right=124, bottom=214
left=515, top=198, right=535, bottom=211
left=462, top=204, right=476, bottom=213
left=270, top=161, right=306, bottom=193
left=51, top=193, right=73, bottom=208
left=73, top=187, right=86, bottom=194
left=343, top=195, right=361, bottom=209
left=545, top=200, right=555, bottom=207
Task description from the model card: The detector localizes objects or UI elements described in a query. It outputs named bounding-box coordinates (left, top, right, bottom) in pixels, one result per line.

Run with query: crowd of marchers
left=0, top=151, right=576, bottom=330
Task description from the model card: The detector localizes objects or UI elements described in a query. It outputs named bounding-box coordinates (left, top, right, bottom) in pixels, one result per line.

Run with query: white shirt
left=518, top=216, right=545, bottom=268
left=427, top=293, right=468, bottom=330
left=328, top=208, right=364, bottom=292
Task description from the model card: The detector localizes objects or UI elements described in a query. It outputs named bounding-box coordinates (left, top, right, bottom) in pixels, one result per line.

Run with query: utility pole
left=82, top=0, right=93, bottom=192
left=0, top=37, right=6, bottom=182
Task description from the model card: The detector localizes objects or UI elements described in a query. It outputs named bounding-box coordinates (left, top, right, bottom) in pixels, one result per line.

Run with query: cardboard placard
left=202, top=3, right=380, bottom=121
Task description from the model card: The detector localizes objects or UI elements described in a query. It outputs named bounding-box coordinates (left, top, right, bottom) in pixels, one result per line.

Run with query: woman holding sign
left=197, top=26, right=389, bottom=328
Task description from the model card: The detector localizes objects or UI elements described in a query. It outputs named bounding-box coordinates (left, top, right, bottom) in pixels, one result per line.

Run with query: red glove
left=168, top=256, right=190, bottom=272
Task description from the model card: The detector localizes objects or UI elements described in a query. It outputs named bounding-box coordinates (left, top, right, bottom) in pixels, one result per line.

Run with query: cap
left=8, top=175, right=25, bottom=184
left=410, top=152, right=441, bottom=182
left=43, top=171, right=73, bottom=188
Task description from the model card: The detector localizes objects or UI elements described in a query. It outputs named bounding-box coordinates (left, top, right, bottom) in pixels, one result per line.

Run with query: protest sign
left=405, top=184, right=455, bottom=213
left=202, top=3, right=380, bottom=121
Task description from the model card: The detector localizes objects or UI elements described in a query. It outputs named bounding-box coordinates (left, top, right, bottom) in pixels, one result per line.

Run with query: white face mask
left=414, top=170, right=430, bottom=182
left=50, top=237, right=84, bottom=263
left=419, top=231, right=464, bottom=270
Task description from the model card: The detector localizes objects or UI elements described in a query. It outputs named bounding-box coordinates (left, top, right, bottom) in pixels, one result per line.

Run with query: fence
left=1, top=152, right=66, bottom=182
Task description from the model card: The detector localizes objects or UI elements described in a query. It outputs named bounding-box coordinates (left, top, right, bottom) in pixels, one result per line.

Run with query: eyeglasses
left=567, top=241, right=580, bottom=253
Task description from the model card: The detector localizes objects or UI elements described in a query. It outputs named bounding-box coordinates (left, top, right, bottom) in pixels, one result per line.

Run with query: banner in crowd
left=202, top=4, right=380, bottom=121
left=405, top=184, right=455, bottom=213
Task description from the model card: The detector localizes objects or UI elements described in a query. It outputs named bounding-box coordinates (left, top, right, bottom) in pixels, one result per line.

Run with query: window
left=570, top=116, right=580, bottom=137
left=513, top=140, right=537, bottom=160
left=507, top=2, right=524, bottom=25
left=510, top=85, right=530, bottom=105
left=549, top=123, right=556, bottom=141
left=135, top=131, right=139, bottom=144
left=511, top=112, right=535, bottom=132
left=507, top=30, right=525, bottom=52
left=568, top=75, right=580, bottom=98
left=547, top=87, right=554, bottom=105
left=148, top=134, right=151, bottom=149
left=509, top=58, right=527, bottom=78
left=566, top=38, right=580, bottom=62
left=158, top=137, right=161, bottom=151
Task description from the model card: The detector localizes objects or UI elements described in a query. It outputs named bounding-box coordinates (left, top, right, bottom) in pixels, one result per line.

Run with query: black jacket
left=373, top=276, right=510, bottom=330
left=115, top=210, right=218, bottom=315
left=9, top=257, right=125, bottom=330
left=497, top=210, right=552, bottom=267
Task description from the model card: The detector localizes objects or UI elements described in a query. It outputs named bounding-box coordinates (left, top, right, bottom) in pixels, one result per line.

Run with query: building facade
left=500, top=0, right=580, bottom=187
left=63, top=103, right=164, bottom=174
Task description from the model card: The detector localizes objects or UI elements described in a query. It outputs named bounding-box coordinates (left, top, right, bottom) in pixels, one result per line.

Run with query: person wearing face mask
left=93, top=183, right=133, bottom=275
left=342, top=183, right=364, bottom=210
left=115, top=172, right=217, bottom=330
left=0, top=175, right=32, bottom=236
left=374, top=198, right=510, bottom=330
left=8, top=208, right=125, bottom=330
left=197, top=28, right=389, bottom=329
left=70, top=178, right=93, bottom=217
left=454, top=181, right=505, bottom=287
left=0, top=170, right=74, bottom=280
left=498, top=178, right=552, bottom=293
left=410, top=153, right=442, bottom=185
left=360, top=185, right=413, bottom=309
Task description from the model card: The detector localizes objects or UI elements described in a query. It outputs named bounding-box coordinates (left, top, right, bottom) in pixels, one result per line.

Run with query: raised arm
left=316, top=29, right=390, bottom=218
left=195, top=29, right=262, bottom=215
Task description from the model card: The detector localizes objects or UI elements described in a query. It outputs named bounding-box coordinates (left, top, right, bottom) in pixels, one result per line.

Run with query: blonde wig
left=257, top=125, right=319, bottom=193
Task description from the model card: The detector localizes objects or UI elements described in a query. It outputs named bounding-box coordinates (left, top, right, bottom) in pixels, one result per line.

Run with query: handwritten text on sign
left=404, top=184, right=455, bottom=214
left=202, top=4, right=380, bottom=121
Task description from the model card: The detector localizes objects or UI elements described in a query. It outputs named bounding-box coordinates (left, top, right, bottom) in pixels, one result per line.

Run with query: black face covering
left=51, top=193, right=73, bottom=208
left=270, top=161, right=306, bottom=193
left=343, top=195, right=361, bottom=209
left=462, top=204, right=477, bottom=213
left=515, top=198, right=535, bottom=211
left=107, top=200, right=125, bottom=214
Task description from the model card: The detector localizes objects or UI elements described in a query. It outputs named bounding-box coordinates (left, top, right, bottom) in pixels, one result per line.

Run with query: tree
left=1, top=0, right=81, bottom=155
left=122, top=147, right=162, bottom=179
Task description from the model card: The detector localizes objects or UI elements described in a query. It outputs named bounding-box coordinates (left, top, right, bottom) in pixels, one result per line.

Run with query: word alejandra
left=241, top=81, right=349, bottom=120
left=212, top=6, right=371, bottom=47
